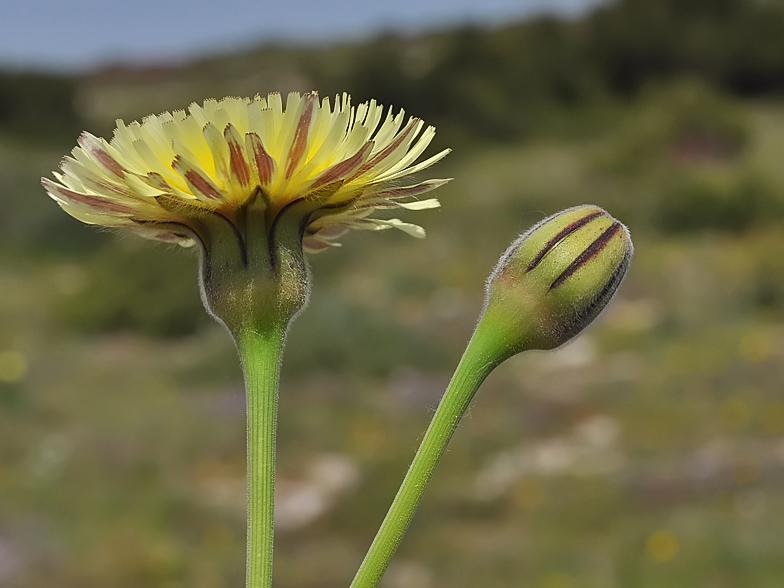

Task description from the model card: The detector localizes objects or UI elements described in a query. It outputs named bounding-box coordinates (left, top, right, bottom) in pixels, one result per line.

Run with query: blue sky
left=1, top=0, right=602, bottom=72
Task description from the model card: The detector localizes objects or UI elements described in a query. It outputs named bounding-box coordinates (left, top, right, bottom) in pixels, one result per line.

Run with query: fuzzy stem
left=199, top=203, right=309, bottom=588
left=349, top=314, right=508, bottom=588
left=236, top=325, right=286, bottom=588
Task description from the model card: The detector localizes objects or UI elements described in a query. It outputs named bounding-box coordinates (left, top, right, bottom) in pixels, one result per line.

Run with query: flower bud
left=480, top=205, right=632, bottom=357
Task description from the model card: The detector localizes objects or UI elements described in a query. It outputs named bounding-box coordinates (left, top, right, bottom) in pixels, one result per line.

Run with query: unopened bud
left=480, top=205, right=632, bottom=357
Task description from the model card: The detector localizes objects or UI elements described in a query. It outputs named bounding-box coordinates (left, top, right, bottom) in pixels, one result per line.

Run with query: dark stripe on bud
left=481, top=204, right=632, bottom=354
left=527, top=210, right=606, bottom=272
left=562, top=242, right=633, bottom=341
left=549, top=222, right=622, bottom=290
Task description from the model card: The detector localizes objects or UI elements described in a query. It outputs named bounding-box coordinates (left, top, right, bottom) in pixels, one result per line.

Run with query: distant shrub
left=54, top=242, right=210, bottom=338
left=657, top=172, right=780, bottom=232
left=0, top=72, right=82, bottom=143
left=598, top=79, right=748, bottom=174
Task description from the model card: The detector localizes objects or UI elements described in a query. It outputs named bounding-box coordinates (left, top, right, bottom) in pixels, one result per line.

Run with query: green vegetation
left=3, top=0, right=784, bottom=586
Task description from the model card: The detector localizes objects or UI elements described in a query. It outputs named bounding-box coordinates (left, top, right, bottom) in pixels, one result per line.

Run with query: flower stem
left=349, top=314, right=509, bottom=588
left=236, top=325, right=286, bottom=588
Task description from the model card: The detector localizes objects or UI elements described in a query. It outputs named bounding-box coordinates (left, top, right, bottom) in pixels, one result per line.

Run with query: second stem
left=349, top=315, right=508, bottom=588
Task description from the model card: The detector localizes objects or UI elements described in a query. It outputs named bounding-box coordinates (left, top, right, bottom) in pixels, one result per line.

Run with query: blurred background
left=3, top=0, right=784, bottom=586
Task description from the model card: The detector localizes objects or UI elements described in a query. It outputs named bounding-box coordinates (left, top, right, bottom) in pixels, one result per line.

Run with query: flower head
left=42, top=91, right=450, bottom=252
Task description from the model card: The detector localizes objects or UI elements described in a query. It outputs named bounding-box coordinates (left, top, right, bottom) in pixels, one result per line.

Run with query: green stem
left=236, top=325, right=286, bottom=588
left=349, top=315, right=509, bottom=588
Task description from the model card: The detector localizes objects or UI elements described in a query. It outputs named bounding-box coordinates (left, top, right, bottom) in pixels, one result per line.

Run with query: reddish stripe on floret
left=247, top=133, right=274, bottom=185
left=350, top=119, right=419, bottom=179
left=285, top=95, right=316, bottom=179
left=226, top=133, right=251, bottom=187
left=309, top=142, right=373, bottom=192
left=45, top=181, right=137, bottom=214
left=92, top=149, right=126, bottom=178
left=184, top=170, right=222, bottom=200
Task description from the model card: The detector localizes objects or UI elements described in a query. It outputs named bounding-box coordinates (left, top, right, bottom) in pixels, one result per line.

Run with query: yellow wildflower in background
left=43, top=91, right=450, bottom=252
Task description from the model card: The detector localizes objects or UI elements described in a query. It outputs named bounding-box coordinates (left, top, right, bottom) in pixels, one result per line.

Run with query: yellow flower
left=43, top=91, right=450, bottom=252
